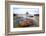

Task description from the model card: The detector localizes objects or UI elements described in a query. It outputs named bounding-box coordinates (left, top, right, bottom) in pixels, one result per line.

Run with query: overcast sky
left=13, top=8, right=39, bottom=15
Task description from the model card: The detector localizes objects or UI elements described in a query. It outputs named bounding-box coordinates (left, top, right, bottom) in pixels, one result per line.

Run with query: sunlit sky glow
left=13, top=8, right=39, bottom=15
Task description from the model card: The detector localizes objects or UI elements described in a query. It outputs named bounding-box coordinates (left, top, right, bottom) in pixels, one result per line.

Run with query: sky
left=13, top=8, right=39, bottom=15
